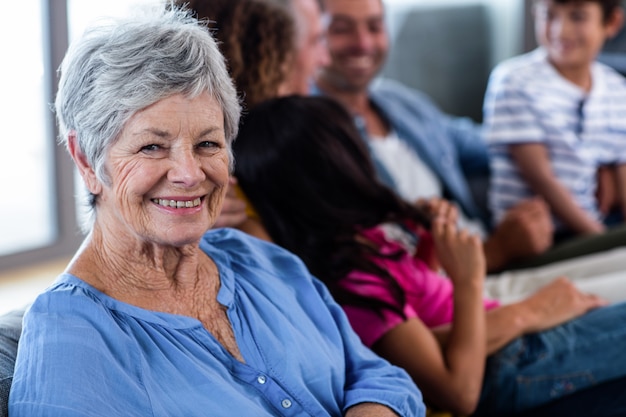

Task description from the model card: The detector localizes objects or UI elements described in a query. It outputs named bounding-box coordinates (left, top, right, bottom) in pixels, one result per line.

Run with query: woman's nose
left=168, top=147, right=205, bottom=186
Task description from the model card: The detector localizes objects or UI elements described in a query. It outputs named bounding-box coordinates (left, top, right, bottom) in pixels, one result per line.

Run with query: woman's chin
left=151, top=228, right=206, bottom=248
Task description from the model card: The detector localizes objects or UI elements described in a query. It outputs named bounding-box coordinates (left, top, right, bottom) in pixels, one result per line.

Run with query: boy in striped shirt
left=483, top=0, right=626, bottom=241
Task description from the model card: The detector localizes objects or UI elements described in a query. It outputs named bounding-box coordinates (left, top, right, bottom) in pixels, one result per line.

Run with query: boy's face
left=534, top=1, right=623, bottom=74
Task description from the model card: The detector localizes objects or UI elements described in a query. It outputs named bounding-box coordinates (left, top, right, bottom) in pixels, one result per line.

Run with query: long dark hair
left=233, top=95, right=430, bottom=309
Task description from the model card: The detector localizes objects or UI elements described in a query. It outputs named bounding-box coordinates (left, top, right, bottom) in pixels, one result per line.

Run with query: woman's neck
left=66, top=227, right=215, bottom=309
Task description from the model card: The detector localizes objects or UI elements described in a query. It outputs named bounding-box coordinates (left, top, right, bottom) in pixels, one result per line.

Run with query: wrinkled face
left=284, top=0, right=331, bottom=94
left=97, top=93, right=229, bottom=247
left=534, top=1, right=622, bottom=75
left=318, top=0, right=388, bottom=92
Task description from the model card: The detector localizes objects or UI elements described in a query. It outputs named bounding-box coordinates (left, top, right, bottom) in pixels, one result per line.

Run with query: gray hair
left=55, top=5, right=241, bottom=228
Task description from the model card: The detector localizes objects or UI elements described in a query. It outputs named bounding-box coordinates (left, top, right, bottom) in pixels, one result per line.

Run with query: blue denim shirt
left=10, top=228, right=425, bottom=417
left=315, top=79, right=491, bottom=227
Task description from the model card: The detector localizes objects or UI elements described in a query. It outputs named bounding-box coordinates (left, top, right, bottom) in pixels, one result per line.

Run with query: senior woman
left=8, top=7, right=424, bottom=417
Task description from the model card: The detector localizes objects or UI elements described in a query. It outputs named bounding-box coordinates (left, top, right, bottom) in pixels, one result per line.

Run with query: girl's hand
left=431, top=216, right=485, bottom=287
left=416, top=197, right=458, bottom=225
left=520, top=277, right=608, bottom=333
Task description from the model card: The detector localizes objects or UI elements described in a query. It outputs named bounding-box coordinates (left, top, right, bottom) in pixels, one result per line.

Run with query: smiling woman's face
left=95, top=92, right=229, bottom=248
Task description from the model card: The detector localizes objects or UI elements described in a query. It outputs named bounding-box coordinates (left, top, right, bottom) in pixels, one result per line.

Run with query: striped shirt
left=483, top=48, right=626, bottom=230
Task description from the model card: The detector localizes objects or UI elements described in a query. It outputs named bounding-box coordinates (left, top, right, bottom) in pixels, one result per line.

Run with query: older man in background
left=215, top=0, right=331, bottom=229
left=314, top=0, right=554, bottom=273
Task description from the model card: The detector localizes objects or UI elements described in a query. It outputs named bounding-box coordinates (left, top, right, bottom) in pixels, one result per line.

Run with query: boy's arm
left=596, top=165, right=620, bottom=215
left=509, top=143, right=605, bottom=234
left=615, top=164, right=626, bottom=221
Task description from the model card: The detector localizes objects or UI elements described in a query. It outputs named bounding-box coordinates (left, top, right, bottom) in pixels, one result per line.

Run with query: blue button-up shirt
left=10, top=228, right=425, bottom=416
left=313, top=79, right=492, bottom=228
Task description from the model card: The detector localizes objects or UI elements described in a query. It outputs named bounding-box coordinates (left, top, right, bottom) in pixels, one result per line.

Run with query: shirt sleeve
left=9, top=294, right=150, bottom=417
left=311, top=278, right=426, bottom=417
left=483, top=67, right=546, bottom=147
left=444, top=113, right=490, bottom=177
left=401, top=82, right=490, bottom=177
left=340, top=271, right=416, bottom=348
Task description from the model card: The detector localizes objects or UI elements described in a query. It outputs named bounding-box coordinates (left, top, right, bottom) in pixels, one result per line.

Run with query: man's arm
left=483, top=198, right=553, bottom=272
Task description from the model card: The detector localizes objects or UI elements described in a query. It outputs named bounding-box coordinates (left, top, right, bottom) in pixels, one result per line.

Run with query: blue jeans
left=474, top=301, right=626, bottom=416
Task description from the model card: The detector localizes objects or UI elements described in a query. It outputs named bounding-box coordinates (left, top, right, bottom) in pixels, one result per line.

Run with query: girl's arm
left=433, top=277, right=607, bottom=356
left=481, top=277, right=606, bottom=353
left=510, top=143, right=605, bottom=234
left=374, top=218, right=486, bottom=416
left=373, top=220, right=605, bottom=415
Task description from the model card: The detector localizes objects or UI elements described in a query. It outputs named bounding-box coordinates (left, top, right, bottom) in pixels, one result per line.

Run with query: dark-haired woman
left=233, top=95, right=626, bottom=417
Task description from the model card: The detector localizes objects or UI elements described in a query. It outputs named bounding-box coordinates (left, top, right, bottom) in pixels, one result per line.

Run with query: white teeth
left=347, top=56, right=372, bottom=69
left=152, top=198, right=201, bottom=208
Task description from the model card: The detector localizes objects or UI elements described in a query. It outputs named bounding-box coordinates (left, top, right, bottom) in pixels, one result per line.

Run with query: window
left=1, top=0, right=524, bottom=274
left=0, top=0, right=55, bottom=258
left=0, top=0, right=160, bottom=274
left=0, top=0, right=75, bottom=273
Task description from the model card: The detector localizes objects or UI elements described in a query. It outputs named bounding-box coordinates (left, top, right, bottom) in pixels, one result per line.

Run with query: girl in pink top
left=233, top=95, right=626, bottom=417
left=340, top=223, right=499, bottom=348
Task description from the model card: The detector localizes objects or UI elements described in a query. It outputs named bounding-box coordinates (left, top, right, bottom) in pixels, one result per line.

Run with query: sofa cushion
left=0, top=308, right=25, bottom=417
left=383, top=4, right=491, bottom=123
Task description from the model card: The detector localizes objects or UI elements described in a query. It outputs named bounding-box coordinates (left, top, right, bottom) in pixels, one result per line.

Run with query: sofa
left=0, top=308, right=25, bottom=417
left=382, top=4, right=492, bottom=123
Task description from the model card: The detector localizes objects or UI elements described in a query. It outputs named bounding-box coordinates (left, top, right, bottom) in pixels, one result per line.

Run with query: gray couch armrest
left=0, top=308, right=26, bottom=417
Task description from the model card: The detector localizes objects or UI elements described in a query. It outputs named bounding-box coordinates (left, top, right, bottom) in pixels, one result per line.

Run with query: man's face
left=318, top=0, right=388, bottom=93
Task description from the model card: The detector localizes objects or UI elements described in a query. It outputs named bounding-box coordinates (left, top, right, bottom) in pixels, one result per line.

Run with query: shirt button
left=281, top=399, right=292, bottom=409
left=257, top=375, right=266, bottom=384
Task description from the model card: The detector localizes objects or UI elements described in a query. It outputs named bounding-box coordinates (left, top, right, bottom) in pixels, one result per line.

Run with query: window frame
left=0, top=0, right=82, bottom=274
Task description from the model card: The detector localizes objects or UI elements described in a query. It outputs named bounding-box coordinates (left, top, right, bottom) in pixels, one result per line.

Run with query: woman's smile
left=151, top=197, right=202, bottom=209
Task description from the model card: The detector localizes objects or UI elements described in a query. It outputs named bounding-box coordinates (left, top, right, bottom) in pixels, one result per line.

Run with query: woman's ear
left=67, top=132, right=102, bottom=196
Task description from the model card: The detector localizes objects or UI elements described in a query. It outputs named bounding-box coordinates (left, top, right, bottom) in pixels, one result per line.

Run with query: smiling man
left=315, top=0, right=555, bottom=273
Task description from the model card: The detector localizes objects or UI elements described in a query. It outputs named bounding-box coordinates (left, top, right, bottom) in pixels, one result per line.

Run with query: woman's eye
left=140, top=144, right=161, bottom=153
left=198, top=141, right=219, bottom=149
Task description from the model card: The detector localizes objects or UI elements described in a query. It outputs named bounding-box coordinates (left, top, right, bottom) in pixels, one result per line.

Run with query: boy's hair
left=535, top=0, right=624, bottom=22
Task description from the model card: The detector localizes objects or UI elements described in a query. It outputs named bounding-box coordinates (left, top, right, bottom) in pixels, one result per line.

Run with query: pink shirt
left=339, top=223, right=500, bottom=347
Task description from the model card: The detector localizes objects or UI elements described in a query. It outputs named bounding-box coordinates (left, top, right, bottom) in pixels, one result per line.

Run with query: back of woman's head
left=178, top=0, right=295, bottom=108
left=233, top=95, right=424, bottom=278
